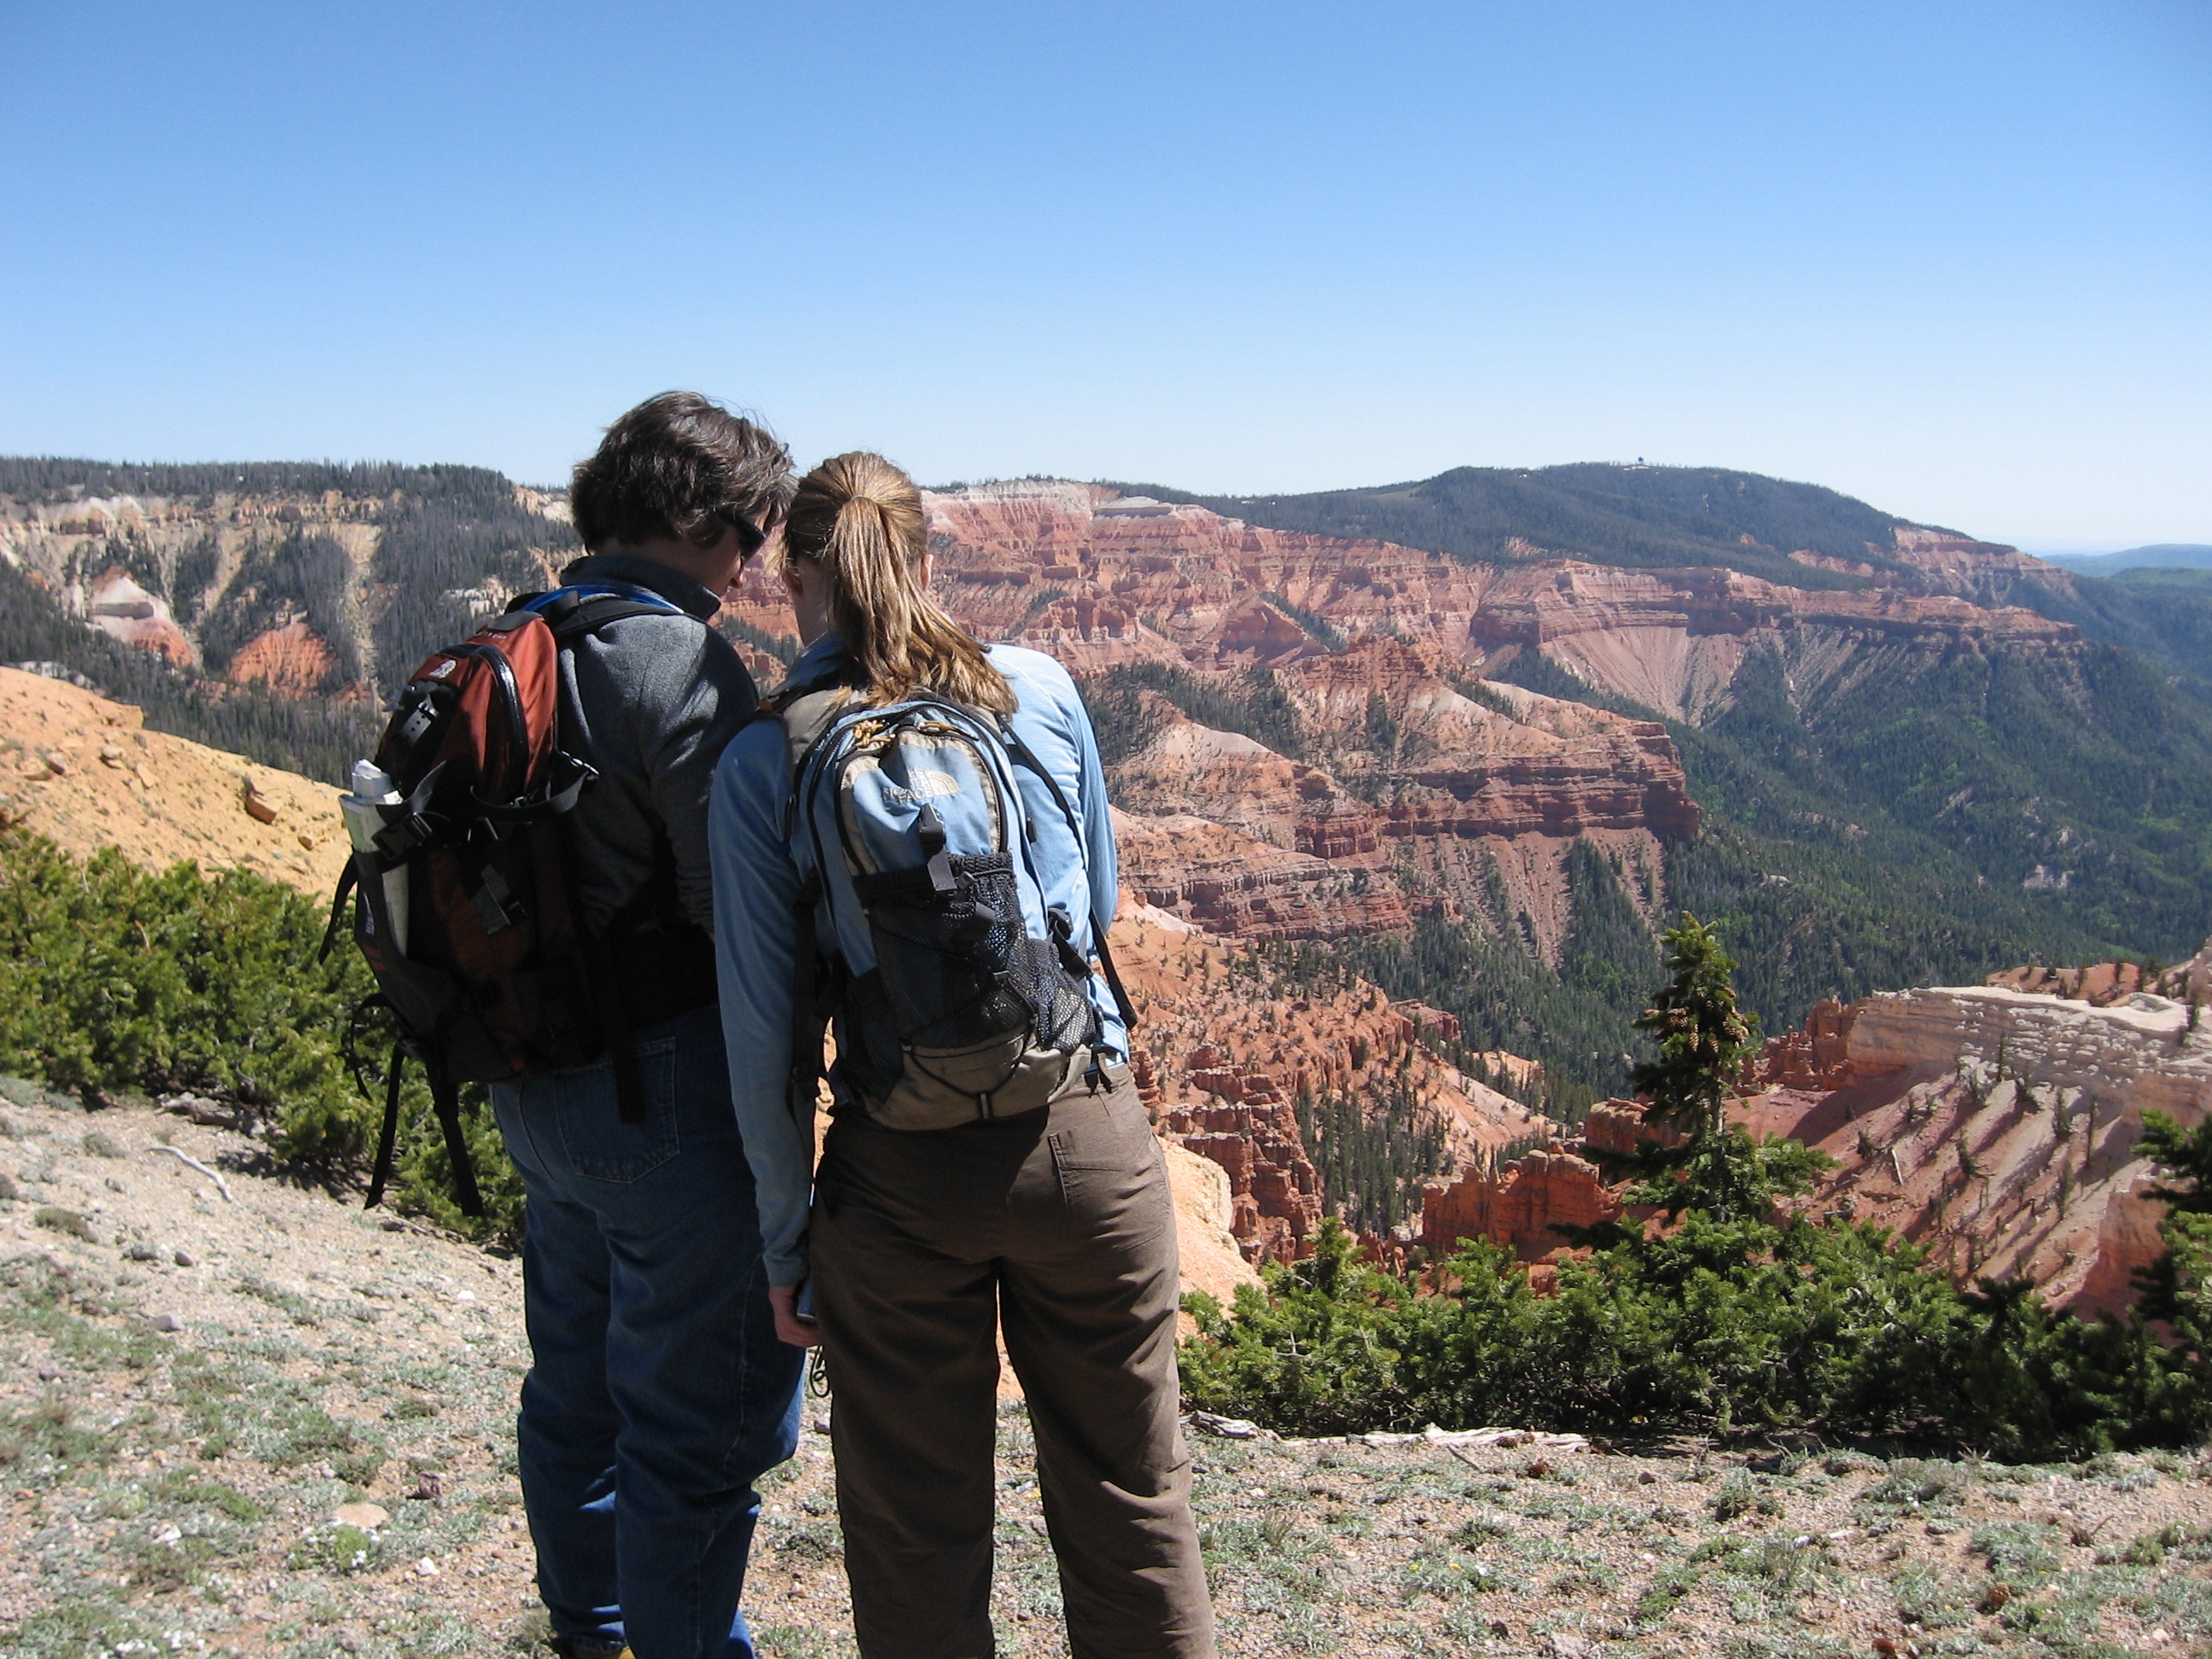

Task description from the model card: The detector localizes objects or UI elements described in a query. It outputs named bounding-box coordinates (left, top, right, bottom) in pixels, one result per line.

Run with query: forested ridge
left=1123, top=463, right=1912, bottom=588
left=1461, top=632, right=2212, bottom=1102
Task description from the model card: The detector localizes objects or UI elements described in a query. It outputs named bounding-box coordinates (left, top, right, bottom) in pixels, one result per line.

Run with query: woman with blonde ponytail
left=710, top=454, right=1217, bottom=1658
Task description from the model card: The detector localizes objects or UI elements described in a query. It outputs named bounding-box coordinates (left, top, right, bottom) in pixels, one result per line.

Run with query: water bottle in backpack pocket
left=783, top=694, right=1105, bottom=1131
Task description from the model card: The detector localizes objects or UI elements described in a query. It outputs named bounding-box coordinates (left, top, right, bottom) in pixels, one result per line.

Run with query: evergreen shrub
left=0, top=827, right=519, bottom=1241
left=1180, top=917, right=2212, bottom=1458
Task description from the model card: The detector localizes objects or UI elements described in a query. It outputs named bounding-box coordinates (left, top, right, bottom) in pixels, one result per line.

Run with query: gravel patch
left=3, top=1084, right=2209, bottom=1658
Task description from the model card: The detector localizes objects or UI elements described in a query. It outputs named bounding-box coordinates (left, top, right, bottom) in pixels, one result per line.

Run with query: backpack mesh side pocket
left=849, top=851, right=1099, bottom=1126
left=853, top=852, right=1031, bottom=1048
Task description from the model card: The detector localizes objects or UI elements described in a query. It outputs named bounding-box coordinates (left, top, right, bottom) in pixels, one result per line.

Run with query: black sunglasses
left=714, top=504, right=771, bottom=558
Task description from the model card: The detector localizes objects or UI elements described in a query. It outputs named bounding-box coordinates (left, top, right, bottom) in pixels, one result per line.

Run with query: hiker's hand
left=770, top=1284, right=821, bottom=1348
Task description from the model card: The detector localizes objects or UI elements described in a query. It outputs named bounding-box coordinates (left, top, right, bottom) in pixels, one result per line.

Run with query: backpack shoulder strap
left=504, top=582, right=690, bottom=643
left=997, top=723, right=1137, bottom=1033
left=500, top=582, right=708, bottom=1126
left=737, top=677, right=859, bottom=1134
left=776, top=685, right=853, bottom=787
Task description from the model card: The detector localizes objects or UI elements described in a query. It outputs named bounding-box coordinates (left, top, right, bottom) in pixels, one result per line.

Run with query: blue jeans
left=492, top=1004, right=803, bottom=1659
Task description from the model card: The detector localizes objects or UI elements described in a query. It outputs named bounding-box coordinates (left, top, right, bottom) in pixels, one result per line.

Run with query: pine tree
left=2131, top=1110, right=2212, bottom=1373
left=1633, top=913, right=1756, bottom=1142
left=1615, top=913, right=1825, bottom=1221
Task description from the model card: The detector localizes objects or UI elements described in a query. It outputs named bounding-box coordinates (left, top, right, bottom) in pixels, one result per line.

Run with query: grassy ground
left=2, top=1083, right=2209, bottom=1659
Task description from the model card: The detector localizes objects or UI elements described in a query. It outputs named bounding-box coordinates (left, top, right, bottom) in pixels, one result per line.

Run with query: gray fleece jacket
left=553, top=553, right=759, bottom=938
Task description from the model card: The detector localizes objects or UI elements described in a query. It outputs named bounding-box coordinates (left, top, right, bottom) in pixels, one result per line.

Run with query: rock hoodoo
left=1417, top=1146, right=1621, bottom=1262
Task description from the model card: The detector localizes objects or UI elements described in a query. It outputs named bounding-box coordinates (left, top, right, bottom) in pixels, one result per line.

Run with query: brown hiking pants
left=810, top=1064, right=1218, bottom=1659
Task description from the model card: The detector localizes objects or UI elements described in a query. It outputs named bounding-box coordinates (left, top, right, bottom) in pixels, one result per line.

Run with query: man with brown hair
left=490, top=392, right=803, bottom=1659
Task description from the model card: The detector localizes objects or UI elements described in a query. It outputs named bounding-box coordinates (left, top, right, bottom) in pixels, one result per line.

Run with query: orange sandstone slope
left=0, top=667, right=347, bottom=893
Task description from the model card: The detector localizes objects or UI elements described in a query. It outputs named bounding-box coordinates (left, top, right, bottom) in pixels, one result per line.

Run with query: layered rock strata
left=860, top=482, right=2084, bottom=723
left=1417, top=1146, right=1620, bottom=1262
left=1742, top=959, right=2212, bottom=1313
left=1095, top=639, right=1691, bottom=952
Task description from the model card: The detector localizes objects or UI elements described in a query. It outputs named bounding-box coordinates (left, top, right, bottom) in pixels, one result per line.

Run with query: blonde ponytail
left=777, top=452, right=1015, bottom=714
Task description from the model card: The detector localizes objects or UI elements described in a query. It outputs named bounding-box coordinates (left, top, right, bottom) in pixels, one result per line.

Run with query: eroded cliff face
left=1883, top=526, right=2087, bottom=614
left=0, top=480, right=566, bottom=700
left=81, top=567, right=196, bottom=667
left=1074, top=635, right=1694, bottom=952
left=1738, top=955, right=2212, bottom=1314
left=876, top=482, right=2081, bottom=725
left=1108, top=903, right=1552, bottom=1263
left=1416, top=1097, right=1685, bottom=1265
left=1417, top=1146, right=1620, bottom=1262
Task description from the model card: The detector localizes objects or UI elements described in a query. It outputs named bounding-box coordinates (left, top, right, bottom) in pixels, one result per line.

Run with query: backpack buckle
left=372, top=810, right=436, bottom=859
left=917, top=802, right=956, bottom=894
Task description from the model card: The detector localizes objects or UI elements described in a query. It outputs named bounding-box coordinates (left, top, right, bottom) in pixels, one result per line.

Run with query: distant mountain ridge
left=7, top=453, right=2212, bottom=1107
left=1122, top=463, right=1925, bottom=589
left=1123, top=461, right=2209, bottom=701
left=2043, top=543, right=2212, bottom=574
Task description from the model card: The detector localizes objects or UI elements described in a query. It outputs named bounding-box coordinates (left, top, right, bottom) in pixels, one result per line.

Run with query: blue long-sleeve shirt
left=710, top=633, right=1125, bottom=1288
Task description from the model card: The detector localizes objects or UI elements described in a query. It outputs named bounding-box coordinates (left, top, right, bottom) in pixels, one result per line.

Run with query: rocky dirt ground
left=3, top=1082, right=2210, bottom=1659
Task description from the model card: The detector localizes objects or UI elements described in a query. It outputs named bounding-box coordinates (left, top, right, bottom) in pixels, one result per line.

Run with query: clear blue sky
left=2, top=1, right=2206, bottom=549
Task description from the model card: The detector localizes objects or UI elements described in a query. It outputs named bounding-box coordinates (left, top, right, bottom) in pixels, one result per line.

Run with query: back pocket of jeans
left=556, top=1036, right=682, bottom=1182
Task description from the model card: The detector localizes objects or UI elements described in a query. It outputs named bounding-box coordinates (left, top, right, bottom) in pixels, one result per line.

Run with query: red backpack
left=323, top=585, right=690, bottom=1214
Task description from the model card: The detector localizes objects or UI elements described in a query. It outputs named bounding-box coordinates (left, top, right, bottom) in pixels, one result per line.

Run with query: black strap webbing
left=318, top=861, right=360, bottom=964
left=585, top=890, right=649, bottom=1125
left=428, top=1061, right=485, bottom=1218
left=540, top=596, right=685, bottom=642
left=363, top=1045, right=484, bottom=1218
left=366, top=1040, right=405, bottom=1211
